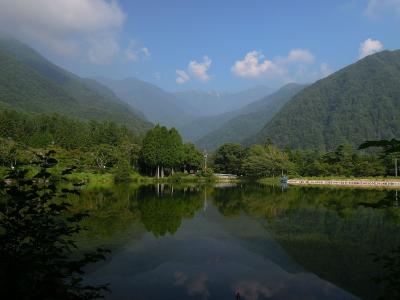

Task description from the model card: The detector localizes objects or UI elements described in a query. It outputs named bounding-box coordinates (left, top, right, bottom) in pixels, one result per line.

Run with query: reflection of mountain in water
left=84, top=190, right=357, bottom=300
left=77, top=183, right=400, bottom=300
left=211, top=184, right=400, bottom=300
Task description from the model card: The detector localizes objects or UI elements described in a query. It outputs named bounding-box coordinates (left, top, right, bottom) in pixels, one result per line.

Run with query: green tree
left=213, top=143, right=246, bottom=175
left=182, top=143, right=203, bottom=173
left=139, top=125, right=160, bottom=176
left=164, top=127, right=184, bottom=173
left=91, top=144, right=118, bottom=171
left=242, top=144, right=294, bottom=178
left=0, top=137, right=18, bottom=168
left=139, top=125, right=186, bottom=177
left=0, top=151, right=109, bottom=299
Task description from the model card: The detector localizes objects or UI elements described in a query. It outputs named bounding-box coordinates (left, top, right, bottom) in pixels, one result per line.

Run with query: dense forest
left=0, top=36, right=151, bottom=132
left=249, top=50, right=400, bottom=150
left=0, top=108, right=205, bottom=183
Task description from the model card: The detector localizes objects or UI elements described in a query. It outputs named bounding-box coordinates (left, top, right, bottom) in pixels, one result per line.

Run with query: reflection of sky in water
left=85, top=203, right=358, bottom=300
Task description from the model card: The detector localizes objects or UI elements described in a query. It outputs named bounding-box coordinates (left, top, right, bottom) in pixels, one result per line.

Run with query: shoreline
left=288, top=179, right=400, bottom=188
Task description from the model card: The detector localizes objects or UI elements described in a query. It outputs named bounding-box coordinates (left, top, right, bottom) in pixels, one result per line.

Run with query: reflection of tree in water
left=71, top=185, right=144, bottom=251
left=213, top=184, right=400, bottom=300
left=137, top=184, right=203, bottom=237
left=359, top=190, right=400, bottom=300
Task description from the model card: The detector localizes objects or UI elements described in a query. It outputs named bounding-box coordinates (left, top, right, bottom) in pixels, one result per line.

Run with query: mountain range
left=195, top=83, right=306, bottom=149
left=1, top=36, right=400, bottom=152
left=96, top=77, right=271, bottom=129
left=173, top=86, right=271, bottom=117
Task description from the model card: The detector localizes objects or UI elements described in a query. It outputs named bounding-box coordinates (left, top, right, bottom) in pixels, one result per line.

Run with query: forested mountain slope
left=0, top=37, right=151, bottom=132
left=195, top=83, right=305, bottom=149
left=249, top=50, right=400, bottom=150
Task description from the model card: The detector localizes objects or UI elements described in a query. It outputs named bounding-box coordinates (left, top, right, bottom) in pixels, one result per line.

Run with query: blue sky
left=0, top=0, right=398, bottom=92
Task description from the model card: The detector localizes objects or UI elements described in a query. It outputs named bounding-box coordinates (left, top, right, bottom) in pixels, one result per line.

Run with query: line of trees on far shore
left=1, top=107, right=398, bottom=181
left=211, top=142, right=394, bottom=179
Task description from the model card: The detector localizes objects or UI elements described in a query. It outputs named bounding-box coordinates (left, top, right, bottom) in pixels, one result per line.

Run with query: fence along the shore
left=288, top=179, right=400, bottom=187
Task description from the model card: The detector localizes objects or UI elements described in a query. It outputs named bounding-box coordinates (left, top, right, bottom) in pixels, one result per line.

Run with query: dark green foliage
left=0, top=137, right=18, bottom=168
left=139, top=125, right=185, bottom=176
left=0, top=114, right=201, bottom=176
left=0, top=37, right=151, bottom=132
left=137, top=186, right=202, bottom=236
left=288, top=144, right=387, bottom=177
left=252, top=50, right=400, bottom=150
left=0, top=151, right=109, bottom=299
left=213, top=143, right=246, bottom=175
left=359, top=138, right=400, bottom=155
left=213, top=142, right=387, bottom=178
left=0, top=109, right=139, bottom=150
left=113, top=161, right=133, bottom=184
left=182, top=143, right=203, bottom=173
left=139, top=124, right=163, bottom=172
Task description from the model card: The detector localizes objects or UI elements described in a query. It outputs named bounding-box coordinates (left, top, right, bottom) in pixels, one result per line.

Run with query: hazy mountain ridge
left=96, top=77, right=272, bottom=135
left=195, top=83, right=306, bottom=149
left=249, top=50, right=400, bottom=150
left=95, top=76, right=192, bottom=128
left=173, top=85, right=271, bottom=117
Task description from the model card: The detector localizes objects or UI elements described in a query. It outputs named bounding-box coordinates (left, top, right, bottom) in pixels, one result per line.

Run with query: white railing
left=288, top=179, right=400, bottom=187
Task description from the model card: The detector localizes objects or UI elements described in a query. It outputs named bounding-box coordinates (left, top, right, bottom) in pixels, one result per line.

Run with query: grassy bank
left=65, top=171, right=217, bottom=186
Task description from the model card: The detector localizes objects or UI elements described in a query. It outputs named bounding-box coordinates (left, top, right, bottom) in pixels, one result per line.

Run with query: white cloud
left=188, top=55, right=212, bottom=82
left=231, top=49, right=314, bottom=80
left=176, top=69, right=190, bottom=84
left=124, top=40, right=151, bottom=62
left=176, top=55, right=213, bottom=84
left=231, top=51, right=283, bottom=78
left=365, top=0, right=400, bottom=18
left=279, top=49, right=315, bottom=64
left=0, top=0, right=125, bottom=64
left=141, top=47, right=151, bottom=57
left=359, top=38, right=383, bottom=58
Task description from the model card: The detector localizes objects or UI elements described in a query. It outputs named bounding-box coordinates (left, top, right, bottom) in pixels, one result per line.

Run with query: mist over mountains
left=96, top=76, right=272, bottom=129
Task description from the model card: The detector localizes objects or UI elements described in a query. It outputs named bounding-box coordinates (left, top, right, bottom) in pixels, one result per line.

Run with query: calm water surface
left=75, top=183, right=400, bottom=300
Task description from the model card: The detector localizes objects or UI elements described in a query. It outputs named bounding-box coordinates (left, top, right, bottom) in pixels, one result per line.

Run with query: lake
left=75, top=183, right=400, bottom=300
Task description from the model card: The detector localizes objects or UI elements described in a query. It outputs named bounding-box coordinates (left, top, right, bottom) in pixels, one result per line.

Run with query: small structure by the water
left=214, top=173, right=239, bottom=181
